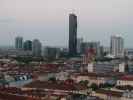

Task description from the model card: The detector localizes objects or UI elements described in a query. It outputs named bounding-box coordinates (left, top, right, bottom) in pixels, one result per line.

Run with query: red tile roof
left=0, top=92, right=39, bottom=100
left=24, top=80, right=87, bottom=91
left=119, top=75, right=133, bottom=81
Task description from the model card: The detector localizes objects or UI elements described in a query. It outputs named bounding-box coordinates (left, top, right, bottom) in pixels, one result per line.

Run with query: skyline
left=0, top=0, right=132, bottom=47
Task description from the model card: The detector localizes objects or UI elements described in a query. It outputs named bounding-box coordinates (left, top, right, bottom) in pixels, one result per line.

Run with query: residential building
left=117, top=75, right=133, bottom=86
left=110, top=35, right=124, bottom=58
left=71, top=72, right=114, bottom=85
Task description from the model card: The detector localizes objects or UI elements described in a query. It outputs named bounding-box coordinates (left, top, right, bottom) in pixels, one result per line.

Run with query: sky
left=0, top=0, right=132, bottom=47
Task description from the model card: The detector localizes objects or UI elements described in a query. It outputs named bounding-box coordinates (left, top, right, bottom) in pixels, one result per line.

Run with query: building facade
left=81, top=41, right=102, bottom=58
left=77, top=38, right=83, bottom=54
left=43, top=47, right=60, bottom=59
left=110, top=35, right=124, bottom=58
left=117, top=75, right=133, bottom=86
left=23, top=40, right=32, bottom=51
left=15, top=36, right=23, bottom=50
left=32, top=39, right=42, bottom=57
left=69, top=13, right=77, bottom=56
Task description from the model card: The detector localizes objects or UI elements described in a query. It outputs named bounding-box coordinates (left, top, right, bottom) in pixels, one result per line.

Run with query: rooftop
left=24, top=80, right=87, bottom=91
left=119, top=75, right=133, bottom=81
left=0, top=91, right=39, bottom=100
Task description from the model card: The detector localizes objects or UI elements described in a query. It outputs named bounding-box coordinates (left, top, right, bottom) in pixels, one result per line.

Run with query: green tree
left=79, top=80, right=89, bottom=87
left=90, top=83, right=98, bottom=91
left=48, top=77, right=56, bottom=83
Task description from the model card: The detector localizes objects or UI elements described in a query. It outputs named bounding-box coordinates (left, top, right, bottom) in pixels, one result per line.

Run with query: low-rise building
left=71, top=72, right=115, bottom=85
left=117, top=75, right=133, bottom=86
left=23, top=80, right=88, bottom=95
left=56, top=71, right=69, bottom=81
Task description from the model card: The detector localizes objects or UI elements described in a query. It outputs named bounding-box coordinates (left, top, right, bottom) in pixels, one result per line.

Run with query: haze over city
left=0, top=0, right=133, bottom=100
left=0, top=0, right=132, bottom=47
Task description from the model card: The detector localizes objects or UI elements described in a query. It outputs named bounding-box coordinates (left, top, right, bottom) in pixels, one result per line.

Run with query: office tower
left=77, top=38, right=83, bottom=54
left=15, top=36, right=23, bottom=49
left=110, top=35, right=124, bottom=57
left=23, top=40, right=32, bottom=51
left=32, top=39, right=42, bottom=57
left=69, top=13, right=77, bottom=56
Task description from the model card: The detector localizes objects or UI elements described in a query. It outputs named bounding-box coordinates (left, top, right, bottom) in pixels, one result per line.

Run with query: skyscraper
left=32, top=39, right=42, bottom=57
left=15, top=36, right=23, bottom=49
left=69, top=13, right=77, bottom=56
left=77, top=38, right=83, bottom=54
left=23, top=40, right=32, bottom=51
left=110, top=35, right=124, bottom=57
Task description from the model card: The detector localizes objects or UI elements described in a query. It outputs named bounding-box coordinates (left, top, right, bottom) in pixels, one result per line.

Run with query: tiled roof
left=119, top=75, right=133, bottom=81
left=24, top=80, right=87, bottom=91
left=73, top=72, right=112, bottom=78
left=0, top=92, right=39, bottom=100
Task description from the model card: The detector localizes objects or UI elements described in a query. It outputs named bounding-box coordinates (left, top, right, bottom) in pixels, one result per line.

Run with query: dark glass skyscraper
left=69, top=13, right=77, bottom=56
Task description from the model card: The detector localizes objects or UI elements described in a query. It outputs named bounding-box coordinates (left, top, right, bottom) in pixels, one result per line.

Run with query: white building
left=87, top=63, right=94, bottom=72
left=119, top=62, right=126, bottom=72
left=110, top=35, right=124, bottom=58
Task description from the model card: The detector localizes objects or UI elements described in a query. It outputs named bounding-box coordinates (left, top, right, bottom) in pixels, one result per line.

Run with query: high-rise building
left=69, top=13, right=77, bottom=56
left=110, top=35, right=124, bottom=57
left=32, top=39, right=42, bottom=57
left=77, top=38, right=83, bottom=54
left=23, top=40, right=32, bottom=51
left=15, top=36, right=23, bottom=49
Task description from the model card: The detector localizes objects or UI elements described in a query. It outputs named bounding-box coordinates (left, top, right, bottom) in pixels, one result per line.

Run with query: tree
left=90, top=83, right=98, bottom=91
left=79, top=80, right=89, bottom=87
left=48, top=77, right=56, bottom=83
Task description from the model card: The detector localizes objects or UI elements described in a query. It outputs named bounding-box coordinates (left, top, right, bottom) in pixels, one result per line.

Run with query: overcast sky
left=0, top=0, right=132, bottom=47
